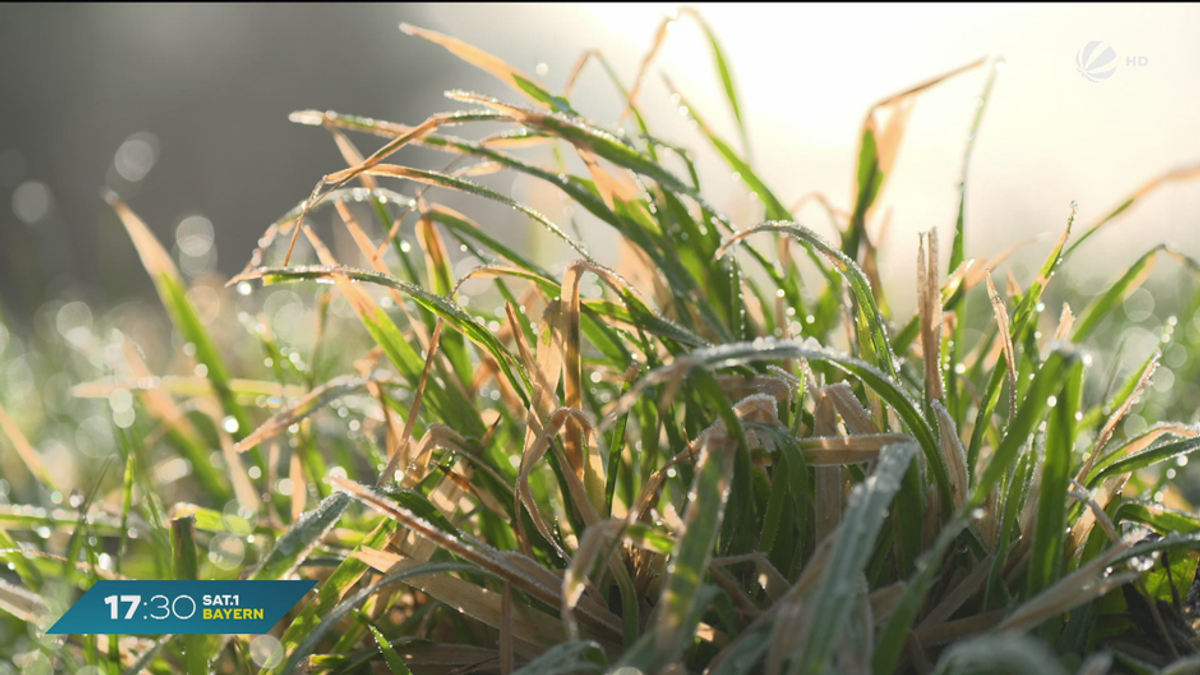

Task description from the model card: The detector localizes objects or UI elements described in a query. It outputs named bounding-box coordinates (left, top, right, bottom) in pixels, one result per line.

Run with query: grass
left=4, top=8, right=1200, bottom=674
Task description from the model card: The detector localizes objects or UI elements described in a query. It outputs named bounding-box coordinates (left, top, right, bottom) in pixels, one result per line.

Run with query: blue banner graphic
left=47, top=580, right=316, bottom=635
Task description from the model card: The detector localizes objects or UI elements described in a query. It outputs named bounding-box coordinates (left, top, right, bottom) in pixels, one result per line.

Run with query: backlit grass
left=4, top=9, right=1200, bottom=675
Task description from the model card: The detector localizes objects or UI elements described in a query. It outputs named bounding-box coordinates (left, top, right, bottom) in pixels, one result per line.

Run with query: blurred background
left=2, top=3, right=1198, bottom=321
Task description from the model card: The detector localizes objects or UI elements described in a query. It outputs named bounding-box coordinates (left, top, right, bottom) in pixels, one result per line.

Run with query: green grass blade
left=108, top=194, right=253, bottom=442
left=971, top=345, right=1081, bottom=503
left=511, top=640, right=607, bottom=675
left=367, top=624, right=414, bottom=675
left=279, top=562, right=480, bottom=675
left=235, top=264, right=531, bottom=407
left=251, top=492, right=352, bottom=581
left=716, top=223, right=900, bottom=379
left=792, top=441, right=919, bottom=674
left=651, top=372, right=740, bottom=669
left=1089, top=436, right=1200, bottom=486
left=1072, top=246, right=1158, bottom=343
left=1027, top=357, right=1083, bottom=597
left=169, top=515, right=207, bottom=675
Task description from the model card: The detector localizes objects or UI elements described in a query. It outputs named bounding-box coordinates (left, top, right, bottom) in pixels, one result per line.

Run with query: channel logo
left=1076, top=41, right=1117, bottom=82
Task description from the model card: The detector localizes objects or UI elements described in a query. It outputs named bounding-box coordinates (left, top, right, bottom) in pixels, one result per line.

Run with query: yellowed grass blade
left=916, top=556, right=993, bottom=633
left=233, top=374, right=363, bottom=455
left=800, top=433, right=914, bottom=465
left=399, top=23, right=547, bottom=108
left=1075, top=354, right=1159, bottom=484
left=0, top=579, right=50, bottom=626
left=325, top=124, right=379, bottom=190
left=1073, top=163, right=1200, bottom=251
left=623, top=14, right=675, bottom=120
left=918, top=230, right=944, bottom=402
left=334, top=478, right=622, bottom=639
left=285, top=112, right=467, bottom=265
left=824, top=382, right=877, bottom=435
left=985, top=272, right=1019, bottom=422
left=560, top=264, right=587, bottom=485
left=1054, top=303, right=1075, bottom=341
left=289, top=450, right=306, bottom=522
left=106, top=192, right=181, bottom=282
left=0, top=403, right=57, bottom=491
left=997, top=543, right=1136, bottom=634
left=355, top=547, right=566, bottom=652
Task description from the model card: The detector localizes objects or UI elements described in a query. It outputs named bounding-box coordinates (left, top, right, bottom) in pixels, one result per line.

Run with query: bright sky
left=417, top=3, right=1200, bottom=310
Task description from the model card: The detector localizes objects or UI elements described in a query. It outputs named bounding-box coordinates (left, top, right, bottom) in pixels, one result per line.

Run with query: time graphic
left=49, top=580, right=314, bottom=635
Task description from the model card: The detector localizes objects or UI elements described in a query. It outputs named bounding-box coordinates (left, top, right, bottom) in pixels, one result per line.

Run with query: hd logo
left=1076, top=41, right=1149, bottom=83
left=1076, top=41, right=1117, bottom=82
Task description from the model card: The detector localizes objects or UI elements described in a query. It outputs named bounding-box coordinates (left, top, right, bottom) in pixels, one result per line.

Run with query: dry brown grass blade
left=355, top=547, right=565, bottom=654
left=288, top=450, right=306, bottom=522
left=915, top=555, right=993, bottom=633
left=868, top=581, right=907, bottom=621
left=120, top=340, right=208, bottom=447
left=382, top=320, right=445, bottom=487
left=1075, top=354, right=1159, bottom=485
left=997, top=542, right=1136, bottom=634
left=800, top=433, right=914, bottom=465
left=105, top=191, right=182, bottom=281
left=0, top=403, right=57, bottom=492
left=560, top=263, right=587, bottom=487
left=397, top=425, right=472, bottom=491
left=918, top=230, right=944, bottom=402
left=564, top=49, right=600, bottom=98
left=1068, top=479, right=1121, bottom=544
left=399, top=23, right=547, bottom=109
left=233, top=374, right=365, bottom=455
left=933, top=400, right=969, bottom=510
left=285, top=112, right=464, bottom=265
left=912, top=608, right=1007, bottom=646
left=0, top=578, right=51, bottom=626
left=985, top=272, right=1019, bottom=422
left=576, top=148, right=640, bottom=210
left=72, top=376, right=307, bottom=401
left=824, top=382, right=877, bottom=435
left=357, top=352, right=407, bottom=484
left=333, top=201, right=435, bottom=358
left=716, top=374, right=793, bottom=412
left=622, top=13, right=675, bottom=120
left=334, top=477, right=623, bottom=639
left=1054, top=303, right=1075, bottom=341
left=403, top=460, right=472, bottom=563
left=854, top=57, right=986, bottom=226
left=813, top=390, right=843, bottom=544
left=515, top=407, right=603, bottom=566
left=336, top=200, right=383, bottom=267
left=501, top=581, right=515, bottom=674
left=417, top=214, right=452, bottom=294
left=193, top=397, right=261, bottom=516
left=1074, top=163, right=1200, bottom=249
left=712, top=553, right=789, bottom=604
left=790, top=191, right=851, bottom=224
left=325, top=124, right=379, bottom=190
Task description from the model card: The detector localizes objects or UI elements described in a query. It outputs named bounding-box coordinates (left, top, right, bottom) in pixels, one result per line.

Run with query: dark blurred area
left=0, top=3, right=483, bottom=322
